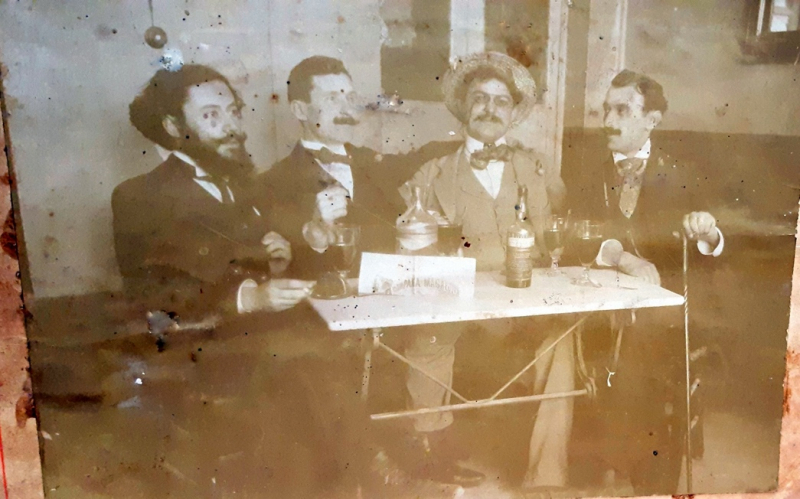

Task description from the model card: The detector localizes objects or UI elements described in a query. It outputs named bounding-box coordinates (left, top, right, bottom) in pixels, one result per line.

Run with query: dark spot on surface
left=463, top=242, right=471, bottom=248
left=155, top=337, right=166, bottom=352
left=1, top=210, right=18, bottom=260
left=15, top=391, right=35, bottom=428
left=653, top=450, right=658, bottom=456
left=0, top=173, right=10, bottom=186
left=189, top=352, right=198, bottom=363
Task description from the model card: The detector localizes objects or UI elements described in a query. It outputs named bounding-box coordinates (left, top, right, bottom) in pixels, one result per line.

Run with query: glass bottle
left=396, top=185, right=438, bottom=255
left=505, top=185, right=536, bottom=288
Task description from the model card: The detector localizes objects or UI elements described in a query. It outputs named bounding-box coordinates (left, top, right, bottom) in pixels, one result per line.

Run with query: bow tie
left=312, top=147, right=351, bottom=165
left=470, top=143, right=513, bottom=170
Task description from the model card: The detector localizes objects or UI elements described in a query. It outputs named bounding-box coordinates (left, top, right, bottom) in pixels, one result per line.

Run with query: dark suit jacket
left=112, top=154, right=272, bottom=320
left=567, top=143, right=721, bottom=293
left=256, top=142, right=457, bottom=280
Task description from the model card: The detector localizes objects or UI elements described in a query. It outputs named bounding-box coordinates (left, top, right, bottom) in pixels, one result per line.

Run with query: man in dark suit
left=259, top=56, right=495, bottom=488
left=261, top=57, right=424, bottom=279
left=112, top=65, right=322, bottom=497
left=566, top=70, right=724, bottom=495
left=114, top=64, right=310, bottom=320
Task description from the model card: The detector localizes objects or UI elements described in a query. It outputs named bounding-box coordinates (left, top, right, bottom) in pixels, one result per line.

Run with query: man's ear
left=646, top=110, right=662, bottom=131
left=162, top=115, right=182, bottom=139
left=510, top=105, right=523, bottom=125
left=290, top=99, right=308, bottom=122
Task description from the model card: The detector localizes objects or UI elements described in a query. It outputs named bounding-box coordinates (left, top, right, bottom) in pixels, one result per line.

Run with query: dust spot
left=94, top=24, right=117, bottom=40
left=337, top=15, right=346, bottom=24
left=271, top=93, right=279, bottom=103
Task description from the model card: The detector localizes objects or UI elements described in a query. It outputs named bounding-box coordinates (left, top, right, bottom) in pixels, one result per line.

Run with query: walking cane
left=682, top=233, right=693, bottom=492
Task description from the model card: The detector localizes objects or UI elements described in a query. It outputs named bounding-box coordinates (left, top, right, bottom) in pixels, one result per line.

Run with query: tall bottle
left=396, top=185, right=438, bottom=255
left=505, top=185, right=536, bottom=288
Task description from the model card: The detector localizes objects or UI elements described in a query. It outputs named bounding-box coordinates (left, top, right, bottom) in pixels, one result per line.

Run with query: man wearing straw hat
left=400, top=51, right=569, bottom=493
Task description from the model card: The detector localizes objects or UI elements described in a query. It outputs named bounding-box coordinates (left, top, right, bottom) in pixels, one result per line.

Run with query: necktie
left=313, top=147, right=351, bottom=165
left=470, top=143, right=513, bottom=170
left=615, top=157, right=646, bottom=218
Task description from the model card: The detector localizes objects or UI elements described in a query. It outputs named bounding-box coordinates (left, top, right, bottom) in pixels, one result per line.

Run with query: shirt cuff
left=236, top=278, right=259, bottom=314
left=697, top=227, right=724, bottom=257
left=302, top=221, right=329, bottom=253
left=596, top=239, right=623, bottom=267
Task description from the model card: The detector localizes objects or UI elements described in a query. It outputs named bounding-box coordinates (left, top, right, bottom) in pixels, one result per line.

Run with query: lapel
left=499, top=151, right=524, bottom=202
left=431, top=146, right=465, bottom=224
left=160, top=155, right=226, bottom=210
left=291, top=142, right=341, bottom=192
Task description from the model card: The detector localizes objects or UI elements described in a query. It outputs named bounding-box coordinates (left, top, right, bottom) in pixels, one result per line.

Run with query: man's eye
left=471, top=94, right=487, bottom=104
left=211, top=110, right=219, bottom=118
left=203, top=113, right=209, bottom=119
left=496, top=98, right=512, bottom=108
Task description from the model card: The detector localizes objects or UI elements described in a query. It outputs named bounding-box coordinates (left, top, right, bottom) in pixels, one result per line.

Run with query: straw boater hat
left=442, top=51, right=537, bottom=125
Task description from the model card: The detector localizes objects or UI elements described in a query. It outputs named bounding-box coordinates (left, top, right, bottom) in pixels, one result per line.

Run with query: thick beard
left=181, top=139, right=255, bottom=181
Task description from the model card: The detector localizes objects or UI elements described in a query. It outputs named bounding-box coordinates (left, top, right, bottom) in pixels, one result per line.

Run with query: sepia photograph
left=0, top=0, right=798, bottom=497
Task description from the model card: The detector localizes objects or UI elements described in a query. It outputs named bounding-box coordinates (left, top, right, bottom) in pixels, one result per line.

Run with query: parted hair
left=611, top=70, right=668, bottom=114
left=129, top=65, right=243, bottom=149
left=287, top=56, right=351, bottom=103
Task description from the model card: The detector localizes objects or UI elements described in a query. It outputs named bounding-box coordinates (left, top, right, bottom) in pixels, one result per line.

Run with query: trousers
left=402, top=317, right=576, bottom=487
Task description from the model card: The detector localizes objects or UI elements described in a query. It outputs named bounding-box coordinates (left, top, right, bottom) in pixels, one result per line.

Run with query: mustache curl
left=333, top=115, right=359, bottom=126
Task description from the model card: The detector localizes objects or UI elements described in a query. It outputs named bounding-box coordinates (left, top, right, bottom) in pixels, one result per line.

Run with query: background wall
left=581, top=0, right=800, bottom=134
left=1, top=0, right=568, bottom=299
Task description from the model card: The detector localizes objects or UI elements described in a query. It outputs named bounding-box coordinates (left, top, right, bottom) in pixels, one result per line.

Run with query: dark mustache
left=476, top=113, right=503, bottom=124
left=603, top=127, right=621, bottom=136
left=220, top=132, right=247, bottom=145
left=333, top=115, right=358, bottom=125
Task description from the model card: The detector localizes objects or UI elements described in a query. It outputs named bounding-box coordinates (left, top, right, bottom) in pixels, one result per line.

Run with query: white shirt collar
left=171, top=151, right=210, bottom=178
left=300, top=139, right=347, bottom=156
left=465, top=135, right=507, bottom=156
left=612, top=138, right=651, bottom=164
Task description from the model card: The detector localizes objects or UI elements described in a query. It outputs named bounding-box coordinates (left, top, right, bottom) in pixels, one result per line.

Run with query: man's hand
left=683, top=211, right=719, bottom=246
left=244, top=279, right=314, bottom=313
left=618, top=251, right=661, bottom=286
left=261, top=231, right=291, bottom=275
left=315, top=185, right=349, bottom=225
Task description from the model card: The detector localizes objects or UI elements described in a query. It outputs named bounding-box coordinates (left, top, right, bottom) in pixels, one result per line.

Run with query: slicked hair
left=129, top=65, right=243, bottom=149
left=287, top=56, right=351, bottom=103
left=610, top=69, right=668, bottom=114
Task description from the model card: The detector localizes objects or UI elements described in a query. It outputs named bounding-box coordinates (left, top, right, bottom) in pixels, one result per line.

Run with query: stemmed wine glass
left=544, top=215, right=568, bottom=276
left=312, top=223, right=360, bottom=299
left=572, top=220, right=603, bottom=287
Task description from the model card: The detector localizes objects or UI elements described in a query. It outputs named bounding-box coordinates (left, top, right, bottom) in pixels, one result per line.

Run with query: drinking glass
left=572, top=220, right=603, bottom=287
left=312, top=223, right=360, bottom=299
left=437, top=205, right=466, bottom=256
left=544, top=215, right=568, bottom=276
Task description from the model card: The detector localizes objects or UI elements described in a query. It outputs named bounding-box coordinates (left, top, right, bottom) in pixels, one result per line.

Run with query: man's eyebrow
left=199, top=104, right=222, bottom=111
